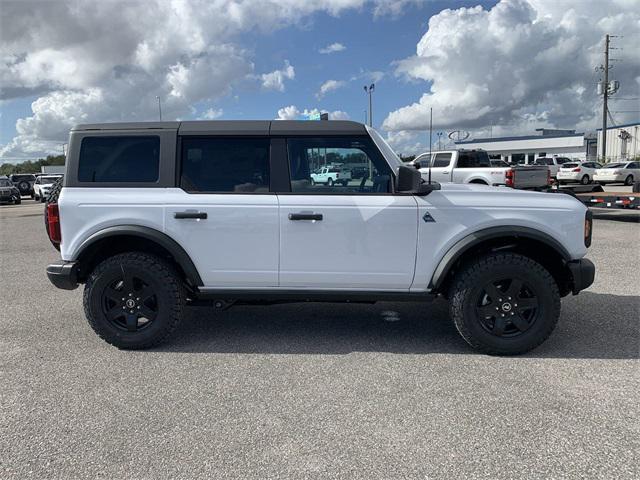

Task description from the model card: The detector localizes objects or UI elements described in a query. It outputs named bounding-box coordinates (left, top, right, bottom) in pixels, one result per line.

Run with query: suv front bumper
left=567, top=258, right=595, bottom=294
left=47, top=262, right=79, bottom=290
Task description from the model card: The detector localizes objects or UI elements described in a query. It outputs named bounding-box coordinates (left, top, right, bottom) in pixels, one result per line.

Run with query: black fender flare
left=73, top=225, right=203, bottom=286
left=429, top=226, right=571, bottom=291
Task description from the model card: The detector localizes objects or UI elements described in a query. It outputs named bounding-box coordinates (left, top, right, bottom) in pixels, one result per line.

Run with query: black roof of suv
left=72, top=120, right=368, bottom=136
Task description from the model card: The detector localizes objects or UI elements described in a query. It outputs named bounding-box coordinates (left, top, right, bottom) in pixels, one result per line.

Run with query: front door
left=164, top=136, right=279, bottom=287
left=278, top=136, right=418, bottom=290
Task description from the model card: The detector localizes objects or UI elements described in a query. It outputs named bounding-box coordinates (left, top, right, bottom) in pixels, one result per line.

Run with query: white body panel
left=411, top=184, right=588, bottom=291
left=278, top=195, right=418, bottom=289
left=58, top=188, right=279, bottom=287
left=164, top=191, right=279, bottom=287
left=59, top=184, right=588, bottom=291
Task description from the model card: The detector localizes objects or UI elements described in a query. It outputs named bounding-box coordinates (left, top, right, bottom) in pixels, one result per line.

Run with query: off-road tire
left=449, top=252, right=561, bottom=355
left=14, top=196, right=21, bottom=205
left=327, top=178, right=334, bottom=187
left=83, top=252, right=185, bottom=349
left=44, top=177, right=64, bottom=250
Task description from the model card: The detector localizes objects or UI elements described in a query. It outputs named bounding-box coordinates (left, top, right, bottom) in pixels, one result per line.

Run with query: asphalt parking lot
left=1, top=199, right=638, bottom=479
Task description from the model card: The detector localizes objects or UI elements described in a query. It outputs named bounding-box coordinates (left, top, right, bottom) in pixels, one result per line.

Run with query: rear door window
left=78, top=136, right=160, bottom=182
left=180, top=137, right=270, bottom=193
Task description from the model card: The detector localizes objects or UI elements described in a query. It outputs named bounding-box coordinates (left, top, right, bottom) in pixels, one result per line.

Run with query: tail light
left=336, top=173, right=340, bottom=178
left=572, top=167, right=581, bottom=172
left=505, top=169, right=514, bottom=187
left=47, top=203, right=61, bottom=244
left=584, top=210, right=593, bottom=247
left=547, top=169, right=552, bottom=185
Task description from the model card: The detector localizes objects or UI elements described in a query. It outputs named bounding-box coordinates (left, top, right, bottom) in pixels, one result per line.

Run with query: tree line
left=0, top=155, right=66, bottom=176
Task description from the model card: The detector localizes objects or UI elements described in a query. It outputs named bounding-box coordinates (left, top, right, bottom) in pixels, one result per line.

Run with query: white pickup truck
left=310, top=165, right=352, bottom=186
left=412, top=150, right=549, bottom=189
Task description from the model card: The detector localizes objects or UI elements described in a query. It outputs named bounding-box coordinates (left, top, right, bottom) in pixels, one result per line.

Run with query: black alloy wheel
left=449, top=252, right=561, bottom=355
left=475, top=278, right=539, bottom=338
left=84, top=252, right=185, bottom=349
left=101, top=272, right=159, bottom=332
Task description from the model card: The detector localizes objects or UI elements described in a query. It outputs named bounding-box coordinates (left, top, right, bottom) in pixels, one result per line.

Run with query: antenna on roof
left=428, top=107, right=433, bottom=185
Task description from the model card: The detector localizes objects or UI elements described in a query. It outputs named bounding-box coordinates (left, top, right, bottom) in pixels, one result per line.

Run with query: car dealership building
left=455, top=129, right=596, bottom=164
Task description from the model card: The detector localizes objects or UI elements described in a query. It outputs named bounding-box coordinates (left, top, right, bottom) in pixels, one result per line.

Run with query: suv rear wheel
left=83, top=252, right=185, bottom=349
left=449, top=252, right=560, bottom=355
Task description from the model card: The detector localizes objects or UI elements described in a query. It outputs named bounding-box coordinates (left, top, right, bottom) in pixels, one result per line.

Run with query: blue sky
left=1, top=0, right=638, bottom=161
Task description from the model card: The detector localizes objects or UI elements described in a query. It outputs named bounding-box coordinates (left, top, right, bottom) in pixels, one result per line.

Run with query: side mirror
left=397, top=165, right=441, bottom=195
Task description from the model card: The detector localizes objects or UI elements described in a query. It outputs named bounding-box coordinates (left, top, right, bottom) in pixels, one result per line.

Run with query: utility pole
left=156, top=96, right=163, bottom=121
left=601, top=34, right=609, bottom=162
left=429, top=108, right=433, bottom=156
left=363, top=84, right=375, bottom=126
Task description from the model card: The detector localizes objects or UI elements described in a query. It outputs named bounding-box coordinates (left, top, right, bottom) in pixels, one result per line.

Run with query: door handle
left=288, top=213, right=323, bottom=221
left=174, top=211, right=207, bottom=219
left=442, top=171, right=449, bottom=174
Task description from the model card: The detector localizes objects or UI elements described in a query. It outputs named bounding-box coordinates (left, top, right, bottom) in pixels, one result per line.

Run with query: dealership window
left=512, top=153, right=526, bottom=164
left=286, top=137, right=392, bottom=194
left=180, top=137, right=270, bottom=193
left=78, top=136, right=160, bottom=182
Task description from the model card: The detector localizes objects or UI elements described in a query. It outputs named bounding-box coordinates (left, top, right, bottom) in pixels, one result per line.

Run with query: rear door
left=277, top=136, right=418, bottom=290
left=164, top=136, right=279, bottom=287
left=423, top=152, right=453, bottom=183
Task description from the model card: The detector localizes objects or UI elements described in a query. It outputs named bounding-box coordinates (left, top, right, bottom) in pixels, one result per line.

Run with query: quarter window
left=287, top=137, right=392, bottom=194
left=78, top=136, right=160, bottom=182
left=180, top=137, right=270, bottom=193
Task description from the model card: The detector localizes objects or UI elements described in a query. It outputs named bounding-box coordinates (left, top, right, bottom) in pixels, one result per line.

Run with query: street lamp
left=436, top=132, right=443, bottom=150
left=156, top=96, right=162, bottom=121
left=363, top=83, right=375, bottom=127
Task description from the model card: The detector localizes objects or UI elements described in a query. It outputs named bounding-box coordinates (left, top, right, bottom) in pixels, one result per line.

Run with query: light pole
left=156, top=96, right=163, bottom=121
left=436, top=132, right=443, bottom=151
left=363, top=83, right=375, bottom=126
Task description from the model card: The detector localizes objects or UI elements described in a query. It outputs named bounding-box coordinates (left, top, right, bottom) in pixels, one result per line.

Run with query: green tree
left=0, top=155, right=65, bottom=176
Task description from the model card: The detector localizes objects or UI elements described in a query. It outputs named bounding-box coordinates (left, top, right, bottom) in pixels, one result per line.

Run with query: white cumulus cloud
left=0, top=0, right=410, bottom=161
left=260, top=60, right=295, bottom=92
left=383, top=0, right=640, bottom=136
left=319, top=42, right=346, bottom=54
left=316, top=79, right=347, bottom=99
left=275, top=105, right=350, bottom=120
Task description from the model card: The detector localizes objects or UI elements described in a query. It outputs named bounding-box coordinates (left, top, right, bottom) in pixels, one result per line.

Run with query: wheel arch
left=429, top=226, right=573, bottom=297
left=72, top=225, right=203, bottom=288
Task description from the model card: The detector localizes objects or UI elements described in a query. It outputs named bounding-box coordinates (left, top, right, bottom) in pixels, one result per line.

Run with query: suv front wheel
left=83, top=252, right=185, bottom=349
left=449, top=252, right=561, bottom=355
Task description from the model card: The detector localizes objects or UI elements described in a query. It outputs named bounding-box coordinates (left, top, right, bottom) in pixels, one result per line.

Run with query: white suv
left=45, top=120, right=594, bottom=355
left=33, top=174, right=63, bottom=202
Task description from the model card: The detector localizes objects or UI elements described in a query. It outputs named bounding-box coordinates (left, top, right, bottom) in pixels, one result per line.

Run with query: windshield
left=603, top=163, right=624, bottom=169
left=0, top=179, right=12, bottom=187
left=366, top=126, right=403, bottom=171
left=41, top=176, right=61, bottom=183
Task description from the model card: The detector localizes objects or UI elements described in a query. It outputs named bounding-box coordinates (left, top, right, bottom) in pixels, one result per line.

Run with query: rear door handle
left=288, top=213, right=323, bottom=221
left=174, top=211, right=207, bottom=219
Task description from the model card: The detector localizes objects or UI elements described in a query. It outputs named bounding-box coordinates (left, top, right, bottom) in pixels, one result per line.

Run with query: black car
left=0, top=176, right=22, bottom=204
left=9, top=173, right=36, bottom=197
